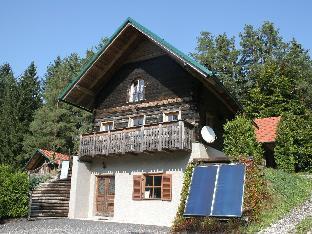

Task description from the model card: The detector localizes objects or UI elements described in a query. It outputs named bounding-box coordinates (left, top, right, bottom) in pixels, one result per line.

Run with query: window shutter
left=161, top=174, right=172, bottom=201
left=132, top=175, right=143, bottom=200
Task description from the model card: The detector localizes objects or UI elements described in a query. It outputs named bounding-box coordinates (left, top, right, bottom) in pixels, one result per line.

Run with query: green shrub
left=223, top=115, right=264, bottom=165
left=0, top=164, right=29, bottom=219
left=275, top=112, right=312, bottom=172
left=29, top=173, right=52, bottom=191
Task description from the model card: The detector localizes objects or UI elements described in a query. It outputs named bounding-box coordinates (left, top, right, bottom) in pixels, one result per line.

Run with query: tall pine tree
left=17, top=62, right=42, bottom=164
left=0, top=64, right=22, bottom=166
left=23, top=54, right=92, bottom=159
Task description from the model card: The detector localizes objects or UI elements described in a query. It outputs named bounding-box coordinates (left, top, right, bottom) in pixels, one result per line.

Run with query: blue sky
left=1, top=0, right=311, bottom=78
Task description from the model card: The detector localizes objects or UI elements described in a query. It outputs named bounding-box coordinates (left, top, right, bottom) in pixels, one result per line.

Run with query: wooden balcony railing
left=79, top=121, right=194, bottom=158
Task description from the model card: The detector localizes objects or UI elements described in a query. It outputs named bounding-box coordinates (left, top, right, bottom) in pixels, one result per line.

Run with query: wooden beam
left=76, top=85, right=95, bottom=97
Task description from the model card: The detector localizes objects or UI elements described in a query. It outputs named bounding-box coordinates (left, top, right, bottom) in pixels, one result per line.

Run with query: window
left=132, top=173, right=172, bottom=201
left=100, top=121, right=114, bottom=132
left=163, top=111, right=180, bottom=122
left=144, top=174, right=162, bottom=199
left=129, top=116, right=144, bottom=127
left=129, top=79, right=144, bottom=102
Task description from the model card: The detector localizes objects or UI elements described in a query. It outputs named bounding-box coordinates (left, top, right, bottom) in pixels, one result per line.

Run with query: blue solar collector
left=184, top=164, right=246, bottom=217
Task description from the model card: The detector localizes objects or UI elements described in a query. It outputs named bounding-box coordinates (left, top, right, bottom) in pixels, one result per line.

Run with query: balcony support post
left=92, top=133, right=96, bottom=157
left=158, top=124, right=162, bottom=151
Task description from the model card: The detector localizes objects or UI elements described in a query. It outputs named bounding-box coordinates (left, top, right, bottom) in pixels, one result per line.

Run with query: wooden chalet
left=59, top=18, right=241, bottom=226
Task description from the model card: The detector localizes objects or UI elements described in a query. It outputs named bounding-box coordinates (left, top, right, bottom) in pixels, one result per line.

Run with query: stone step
left=33, top=188, right=70, bottom=193
left=31, top=198, right=70, bottom=202
left=30, top=212, right=68, bottom=217
left=39, top=183, right=71, bottom=187
left=31, top=210, right=68, bottom=215
left=30, top=177, right=71, bottom=218
left=31, top=205, right=69, bottom=210
left=32, top=191, right=70, bottom=197
left=31, top=201, right=69, bottom=206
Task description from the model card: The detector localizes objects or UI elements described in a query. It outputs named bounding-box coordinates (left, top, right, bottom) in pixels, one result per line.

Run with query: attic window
left=129, top=79, right=144, bottom=102
left=100, top=121, right=114, bottom=132
left=163, top=111, right=180, bottom=122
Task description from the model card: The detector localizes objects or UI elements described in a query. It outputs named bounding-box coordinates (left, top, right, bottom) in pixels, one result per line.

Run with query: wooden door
left=96, top=176, right=115, bottom=216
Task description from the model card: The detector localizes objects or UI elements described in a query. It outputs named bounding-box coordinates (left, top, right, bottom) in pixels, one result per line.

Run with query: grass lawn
left=295, top=216, right=312, bottom=234
left=247, top=168, right=312, bottom=233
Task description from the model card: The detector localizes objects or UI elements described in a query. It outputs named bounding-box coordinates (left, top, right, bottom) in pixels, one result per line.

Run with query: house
left=254, top=116, right=281, bottom=167
left=25, top=149, right=70, bottom=175
left=59, top=18, right=241, bottom=226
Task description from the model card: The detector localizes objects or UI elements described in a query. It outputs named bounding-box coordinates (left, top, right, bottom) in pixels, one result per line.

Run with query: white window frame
left=163, top=110, right=181, bottom=122
left=129, top=79, right=145, bottom=103
left=100, top=121, right=114, bottom=132
left=128, top=115, right=146, bottom=127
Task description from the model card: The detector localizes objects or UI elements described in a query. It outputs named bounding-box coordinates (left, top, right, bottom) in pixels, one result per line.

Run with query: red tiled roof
left=40, top=149, right=70, bottom=164
left=254, top=116, right=281, bottom=143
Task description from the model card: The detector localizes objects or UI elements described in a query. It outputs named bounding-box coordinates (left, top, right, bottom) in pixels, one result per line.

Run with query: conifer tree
left=0, top=64, right=22, bottom=166
left=23, top=54, right=92, bottom=159
left=17, top=62, right=42, bottom=164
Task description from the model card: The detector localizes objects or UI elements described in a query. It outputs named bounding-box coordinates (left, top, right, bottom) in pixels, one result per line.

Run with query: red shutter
left=132, top=175, right=143, bottom=200
left=161, top=174, right=172, bottom=201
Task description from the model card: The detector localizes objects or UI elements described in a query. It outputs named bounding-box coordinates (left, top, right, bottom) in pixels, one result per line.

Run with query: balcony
left=79, top=121, right=194, bottom=159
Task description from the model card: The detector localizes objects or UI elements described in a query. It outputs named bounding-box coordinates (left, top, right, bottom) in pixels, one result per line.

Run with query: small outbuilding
left=25, top=149, right=70, bottom=175
left=254, top=116, right=281, bottom=167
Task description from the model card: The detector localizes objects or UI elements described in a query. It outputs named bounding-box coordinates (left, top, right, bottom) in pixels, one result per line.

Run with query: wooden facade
left=60, top=18, right=240, bottom=159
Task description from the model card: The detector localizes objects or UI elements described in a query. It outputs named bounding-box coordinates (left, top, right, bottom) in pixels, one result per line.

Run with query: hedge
left=223, top=115, right=264, bottom=164
left=274, top=112, right=312, bottom=172
left=0, top=164, right=29, bottom=219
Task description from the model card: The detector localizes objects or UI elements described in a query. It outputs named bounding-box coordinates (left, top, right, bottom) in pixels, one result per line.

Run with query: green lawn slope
left=247, top=168, right=312, bottom=233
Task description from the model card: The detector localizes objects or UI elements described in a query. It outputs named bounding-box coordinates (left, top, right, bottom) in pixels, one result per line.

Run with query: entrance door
left=96, top=176, right=115, bottom=216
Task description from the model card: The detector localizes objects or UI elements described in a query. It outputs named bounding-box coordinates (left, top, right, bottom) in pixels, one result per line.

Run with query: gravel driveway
left=0, top=218, right=170, bottom=234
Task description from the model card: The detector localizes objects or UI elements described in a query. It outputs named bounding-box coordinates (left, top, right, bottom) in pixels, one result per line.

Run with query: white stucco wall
left=70, top=152, right=189, bottom=226
left=68, top=156, right=92, bottom=218
left=69, top=143, right=226, bottom=226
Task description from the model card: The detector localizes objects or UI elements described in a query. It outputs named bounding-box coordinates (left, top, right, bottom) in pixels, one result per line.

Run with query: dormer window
left=129, top=79, right=144, bottom=102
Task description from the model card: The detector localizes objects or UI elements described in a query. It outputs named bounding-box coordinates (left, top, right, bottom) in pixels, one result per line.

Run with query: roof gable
left=59, top=17, right=241, bottom=112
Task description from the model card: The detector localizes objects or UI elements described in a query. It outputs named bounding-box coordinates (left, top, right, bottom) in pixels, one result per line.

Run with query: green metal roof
left=58, top=17, right=215, bottom=102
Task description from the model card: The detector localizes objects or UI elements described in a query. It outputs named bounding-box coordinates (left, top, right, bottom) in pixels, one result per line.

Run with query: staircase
left=30, top=174, right=71, bottom=218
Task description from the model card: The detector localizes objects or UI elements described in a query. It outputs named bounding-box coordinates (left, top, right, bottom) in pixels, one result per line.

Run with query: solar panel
left=211, top=164, right=245, bottom=217
left=184, top=165, right=218, bottom=216
left=184, top=164, right=245, bottom=218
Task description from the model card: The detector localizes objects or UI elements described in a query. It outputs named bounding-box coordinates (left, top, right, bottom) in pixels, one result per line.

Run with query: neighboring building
left=59, top=18, right=241, bottom=226
left=254, top=116, right=281, bottom=167
left=25, top=149, right=70, bottom=174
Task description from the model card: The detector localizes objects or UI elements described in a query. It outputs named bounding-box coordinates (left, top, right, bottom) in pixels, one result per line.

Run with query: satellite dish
left=201, top=126, right=216, bottom=143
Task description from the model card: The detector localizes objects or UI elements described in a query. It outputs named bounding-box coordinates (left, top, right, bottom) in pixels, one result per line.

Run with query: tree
left=191, top=32, right=241, bottom=97
left=243, top=60, right=306, bottom=118
left=223, top=115, right=264, bottom=164
left=0, top=64, right=22, bottom=166
left=16, top=62, right=42, bottom=164
left=23, top=54, right=92, bottom=159
left=274, top=112, right=312, bottom=172
left=18, top=62, right=42, bottom=126
left=193, top=21, right=312, bottom=118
